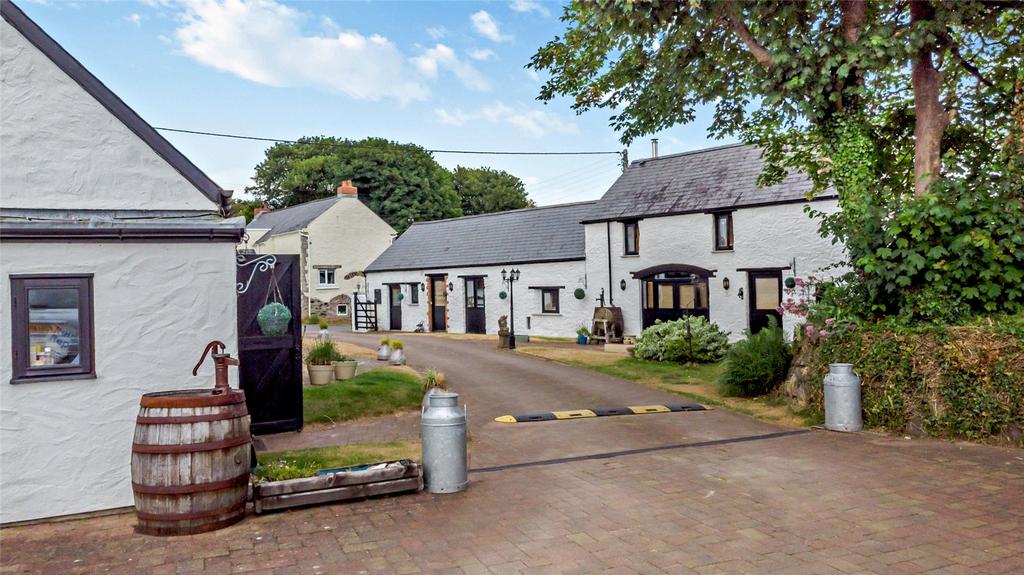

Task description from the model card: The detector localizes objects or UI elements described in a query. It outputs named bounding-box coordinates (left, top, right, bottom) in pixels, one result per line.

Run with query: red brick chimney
left=253, top=202, right=270, bottom=217
left=337, top=180, right=358, bottom=197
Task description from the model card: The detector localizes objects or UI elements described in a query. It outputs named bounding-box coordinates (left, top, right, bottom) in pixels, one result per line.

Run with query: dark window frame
left=713, top=212, right=734, bottom=251
left=10, top=274, right=95, bottom=384
left=408, top=283, right=419, bottom=304
left=623, top=220, right=640, bottom=255
left=540, top=288, right=561, bottom=314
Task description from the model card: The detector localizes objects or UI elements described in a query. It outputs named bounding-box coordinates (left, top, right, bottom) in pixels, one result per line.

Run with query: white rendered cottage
left=0, top=0, right=243, bottom=524
left=241, top=181, right=396, bottom=321
left=363, top=202, right=597, bottom=338
left=584, top=144, right=844, bottom=340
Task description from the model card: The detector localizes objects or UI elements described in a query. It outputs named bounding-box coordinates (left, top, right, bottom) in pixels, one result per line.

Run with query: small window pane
left=645, top=282, right=655, bottom=309
left=319, top=269, right=336, bottom=286
left=678, top=285, right=696, bottom=309
left=657, top=284, right=674, bottom=309
left=624, top=222, right=639, bottom=255
left=409, top=285, right=419, bottom=304
left=336, top=304, right=349, bottom=316
left=715, top=213, right=733, bottom=250
left=433, top=282, right=447, bottom=306
left=542, top=289, right=559, bottom=313
left=755, top=277, right=780, bottom=310
left=28, top=288, right=81, bottom=366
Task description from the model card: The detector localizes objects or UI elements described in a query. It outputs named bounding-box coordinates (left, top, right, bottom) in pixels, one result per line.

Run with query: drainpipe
left=606, top=221, right=614, bottom=306
left=300, top=230, right=311, bottom=317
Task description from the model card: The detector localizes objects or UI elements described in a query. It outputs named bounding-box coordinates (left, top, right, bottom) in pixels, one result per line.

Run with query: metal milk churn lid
left=421, top=391, right=468, bottom=493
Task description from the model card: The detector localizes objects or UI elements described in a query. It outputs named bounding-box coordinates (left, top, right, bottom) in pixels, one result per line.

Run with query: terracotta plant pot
left=377, top=344, right=391, bottom=361
left=307, top=364, right=334, bottom=386
left=389, top=349, right=406, bottom=366
left=333, top=360, right=358, bottom=380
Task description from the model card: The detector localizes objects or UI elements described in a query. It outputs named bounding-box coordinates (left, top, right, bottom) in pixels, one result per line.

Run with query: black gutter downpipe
left=606, top=221, right=614, bottom=306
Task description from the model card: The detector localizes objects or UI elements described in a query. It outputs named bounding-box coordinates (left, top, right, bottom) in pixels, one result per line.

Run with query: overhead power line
left=154, top=127, right=622, bottom=157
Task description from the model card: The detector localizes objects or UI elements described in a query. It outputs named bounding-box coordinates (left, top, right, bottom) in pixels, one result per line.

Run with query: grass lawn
left=254, top=440, right=420, bottom=482
left=304, top=367, right=422, bottom=425
left=521, top=346, right=819, bottom=427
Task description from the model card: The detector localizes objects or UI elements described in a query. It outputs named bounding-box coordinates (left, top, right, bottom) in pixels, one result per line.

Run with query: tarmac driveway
left=1, top=333, right=1022, bottom=574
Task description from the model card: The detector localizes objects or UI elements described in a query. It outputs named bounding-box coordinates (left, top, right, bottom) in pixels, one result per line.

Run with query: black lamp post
left=501, top=268, right=521, bottom=349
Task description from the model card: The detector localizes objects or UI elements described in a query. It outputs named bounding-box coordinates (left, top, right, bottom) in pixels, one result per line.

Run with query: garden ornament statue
left=497, top=315, right=510, bottom=349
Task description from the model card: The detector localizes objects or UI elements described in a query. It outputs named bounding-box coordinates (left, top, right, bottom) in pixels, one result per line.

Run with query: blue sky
left=20, top=0, right=732, bottom=205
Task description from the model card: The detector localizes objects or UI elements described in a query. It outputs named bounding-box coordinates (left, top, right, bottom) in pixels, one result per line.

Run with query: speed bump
left=495, top=402, right=705, bottom=423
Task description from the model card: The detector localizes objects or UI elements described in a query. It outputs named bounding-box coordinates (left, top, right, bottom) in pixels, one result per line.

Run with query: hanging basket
left=397, top=292, right=405, bottom=301
left=784, top=277, right=797, bottom=289
left=574, top=288, right=586, bottom=300
left=258, top=302, right=292, bottom=336
left=499, top=291, right=508, bottom=300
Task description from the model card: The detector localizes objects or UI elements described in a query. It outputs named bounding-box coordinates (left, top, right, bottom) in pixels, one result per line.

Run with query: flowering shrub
left=633, top=317, right=730, bottom=363
left=777, top=273, right=863, bottom=341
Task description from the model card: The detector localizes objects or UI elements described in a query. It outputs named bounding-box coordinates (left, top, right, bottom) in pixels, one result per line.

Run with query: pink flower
left=794, top=278, right=806, bottom=287
left=825, top=318, right=835, bottom=325
left=848, top=323, right=857, bottom=330
left=805, top=325, right=816, bottom=338
left=776, top=307, right=784, bottom=314
left=819, top=329, right=830, bottom=337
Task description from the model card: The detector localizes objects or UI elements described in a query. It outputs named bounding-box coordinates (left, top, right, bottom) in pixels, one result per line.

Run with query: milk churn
left=421, top=392, right=468, bottom=493
left=824, top=363, right=862, bottom=432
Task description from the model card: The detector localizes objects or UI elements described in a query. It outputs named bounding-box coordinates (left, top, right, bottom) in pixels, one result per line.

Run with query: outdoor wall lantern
left=722, top=277, right=730, bottom=290
left=419, top=282, right=425, bottom=291
left=619, top=279, right=627, bottom=291
left=737, top=287, right=744, bottom=300
left=447, top=281, right=454, bottom=292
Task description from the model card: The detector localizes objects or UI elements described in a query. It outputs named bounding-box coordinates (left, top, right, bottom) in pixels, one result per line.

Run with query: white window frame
left=336, top=303, right=349, bottom=316
left=318, top=268, right=337, bottom=288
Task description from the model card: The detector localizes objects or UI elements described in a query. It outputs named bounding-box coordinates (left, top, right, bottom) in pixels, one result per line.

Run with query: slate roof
left=248, top=197, right=339, bottom=244
left=1, top=0, right=228, bottom=210
left=365, top=201, right=596, bottom=273
left=582, top=144, right=834, bottom=223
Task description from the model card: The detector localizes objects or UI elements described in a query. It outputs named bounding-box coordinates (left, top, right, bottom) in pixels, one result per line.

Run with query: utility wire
left=154, top=127, right=622, bottom=157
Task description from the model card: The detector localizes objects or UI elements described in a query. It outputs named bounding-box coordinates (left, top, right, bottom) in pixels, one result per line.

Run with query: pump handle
left=192, top=340, right=227, bottom=376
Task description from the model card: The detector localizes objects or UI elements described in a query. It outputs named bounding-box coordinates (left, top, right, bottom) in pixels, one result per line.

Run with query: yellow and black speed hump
left=494, top=403, right=705, bottom=423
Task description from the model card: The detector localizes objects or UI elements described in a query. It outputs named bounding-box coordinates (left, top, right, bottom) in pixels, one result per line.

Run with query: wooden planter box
left=253, top=460, right=422, bottom=514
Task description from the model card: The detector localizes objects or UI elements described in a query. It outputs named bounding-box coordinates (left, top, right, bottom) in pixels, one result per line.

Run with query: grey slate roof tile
left=248, top=197, right=339, bottom=244
left=582, top=144, right=834, bottom=223
left=365, top=201, right=595, bottom=272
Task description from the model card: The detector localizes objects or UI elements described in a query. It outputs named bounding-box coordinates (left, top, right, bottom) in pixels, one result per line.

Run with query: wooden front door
left=748, top=270, right=783, bottom=333
left=641, top=274, right=710, bottom=329
left=464, top=277, right=486, bottom=334
left=389, top=284, right=402, bottom=331
left=430, top=276, right=447, bottom=332
left=236, top=254, right=302, bottom=435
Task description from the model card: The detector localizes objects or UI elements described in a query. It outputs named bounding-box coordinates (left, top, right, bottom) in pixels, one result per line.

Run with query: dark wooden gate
left=236, top=254, right=303, bottom=435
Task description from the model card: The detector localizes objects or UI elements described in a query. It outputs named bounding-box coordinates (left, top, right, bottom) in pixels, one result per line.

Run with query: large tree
left=248, top=137, right=462, bottom=233
left=452, top=166, right=535, bottom=216
left=530, top=0, right=1021, bottom=196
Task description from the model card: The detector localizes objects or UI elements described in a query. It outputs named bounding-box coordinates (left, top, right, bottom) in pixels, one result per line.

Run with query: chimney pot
left=651, top=138, right=659, bottom=159
left=253, top=202, right=270, bottom=217
left=337, top=180, right=358, bottom=197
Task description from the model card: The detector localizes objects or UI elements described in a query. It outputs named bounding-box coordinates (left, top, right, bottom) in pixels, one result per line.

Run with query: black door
left=236, top=254, right=302, bottom=435
left=748, top=270, right=783, bottom=333
left=389, top=284, right=402, bottom=330
left=430, top=276, right=447, bottom=332
left=641, top=274, right=710, bottom=329
left=464, top=277, right=486, bottom=334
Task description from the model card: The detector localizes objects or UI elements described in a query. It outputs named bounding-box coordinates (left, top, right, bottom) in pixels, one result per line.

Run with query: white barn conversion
left=0, top=0, right=243, bottom=524
left=365, top=144, right=843, bottom=340
left=363, top=202, right=597, bottom=338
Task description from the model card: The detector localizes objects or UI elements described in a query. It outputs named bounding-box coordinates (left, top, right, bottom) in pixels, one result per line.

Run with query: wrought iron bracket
left=236, top=254, right=277, bottom=294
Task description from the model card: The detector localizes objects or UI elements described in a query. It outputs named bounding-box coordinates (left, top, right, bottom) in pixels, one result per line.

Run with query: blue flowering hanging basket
left=257, top=302, right=292, bottom=336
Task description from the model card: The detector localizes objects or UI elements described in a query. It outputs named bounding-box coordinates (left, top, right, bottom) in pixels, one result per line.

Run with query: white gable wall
left=305, top=198, right=396, bottom=304
left=0, top=242, right=238, bottom=524
left=585, top=200, right=845, bottom=340
left=0, top=20, right=215, bottom=211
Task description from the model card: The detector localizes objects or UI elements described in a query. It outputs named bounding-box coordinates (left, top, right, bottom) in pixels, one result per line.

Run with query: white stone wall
left=0, top=20, right=215, bottom=212
left=584, top=200, right=846, bottom=340
left=365, top=260, right=593, bottom=338
left=0, top=242, right=239, bottom=524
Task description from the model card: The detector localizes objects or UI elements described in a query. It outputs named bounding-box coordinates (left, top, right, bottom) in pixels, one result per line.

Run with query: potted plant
left=576, top=324, right=590, bottom=345
left=377, top=337, right=392, bottom=361
left=306, top=339, right=341, bottom=386
left=388, top=340, right=406, bottom=365
left=333, top=354, right=358, bottom=380
left=420, top=369, right=448, bottom=411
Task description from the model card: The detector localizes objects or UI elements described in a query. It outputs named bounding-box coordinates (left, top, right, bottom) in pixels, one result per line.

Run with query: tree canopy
left=247, top=137, right=463, bottom=234
left=452, top=166, right=534, bottom=216
left=531, top=0, right=1024, bottom=318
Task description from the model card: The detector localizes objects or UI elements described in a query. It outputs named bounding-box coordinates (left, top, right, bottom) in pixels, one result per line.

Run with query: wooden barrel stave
left=131, top=390, right=251, bottom=536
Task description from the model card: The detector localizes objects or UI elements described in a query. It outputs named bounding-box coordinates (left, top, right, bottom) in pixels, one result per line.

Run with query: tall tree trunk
left=910, top=0, right=949, bottom=196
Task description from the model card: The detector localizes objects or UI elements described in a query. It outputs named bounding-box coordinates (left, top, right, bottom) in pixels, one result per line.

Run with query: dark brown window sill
left=10, top=372, right=97, bottom=385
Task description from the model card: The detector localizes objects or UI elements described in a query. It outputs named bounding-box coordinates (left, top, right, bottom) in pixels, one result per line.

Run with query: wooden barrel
left=131, top=388, right=251, bottom=536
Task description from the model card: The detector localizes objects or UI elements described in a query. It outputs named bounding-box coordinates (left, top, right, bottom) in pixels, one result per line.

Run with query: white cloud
left=470, top=11, right=510, bottom=42
left=434, top=102, right=577, bottom=137
left=525, top=69, right=541, bottom=83
left=426, top=26, right=447, bottom=40
left=467, top=47, right=496, bottom=61
left=126, top=13, right=142, bottom=27
left=509, top=0, right=550, bottom=17
left=173, top=0, right=431, bottom=103
left=411, top=44, right=490, bottom=92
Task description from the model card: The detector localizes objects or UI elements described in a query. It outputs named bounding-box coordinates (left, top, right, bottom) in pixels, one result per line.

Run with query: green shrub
left=719, top=324, right=792, bottom=397
left=305, top=339, right=343, bottom=365
left=633, top=317, right=729, bottom=363
left=318, top=317, right=329, bottom=329
left=303, top=315, right=321, bottom=325
left=812, top=318, right=1024, bottom=444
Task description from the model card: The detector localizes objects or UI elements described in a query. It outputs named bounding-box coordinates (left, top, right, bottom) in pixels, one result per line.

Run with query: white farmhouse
left=0, top=1, right=243, bottom=524
left=364, top=202, right=597, bottom=337
left=365, top=144, right=843, bottom=340
left=241, top=180, right=396, bottom=322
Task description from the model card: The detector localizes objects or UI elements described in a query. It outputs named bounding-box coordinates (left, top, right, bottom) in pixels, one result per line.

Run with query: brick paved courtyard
left=2, top=334, right=1022, bottom=574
